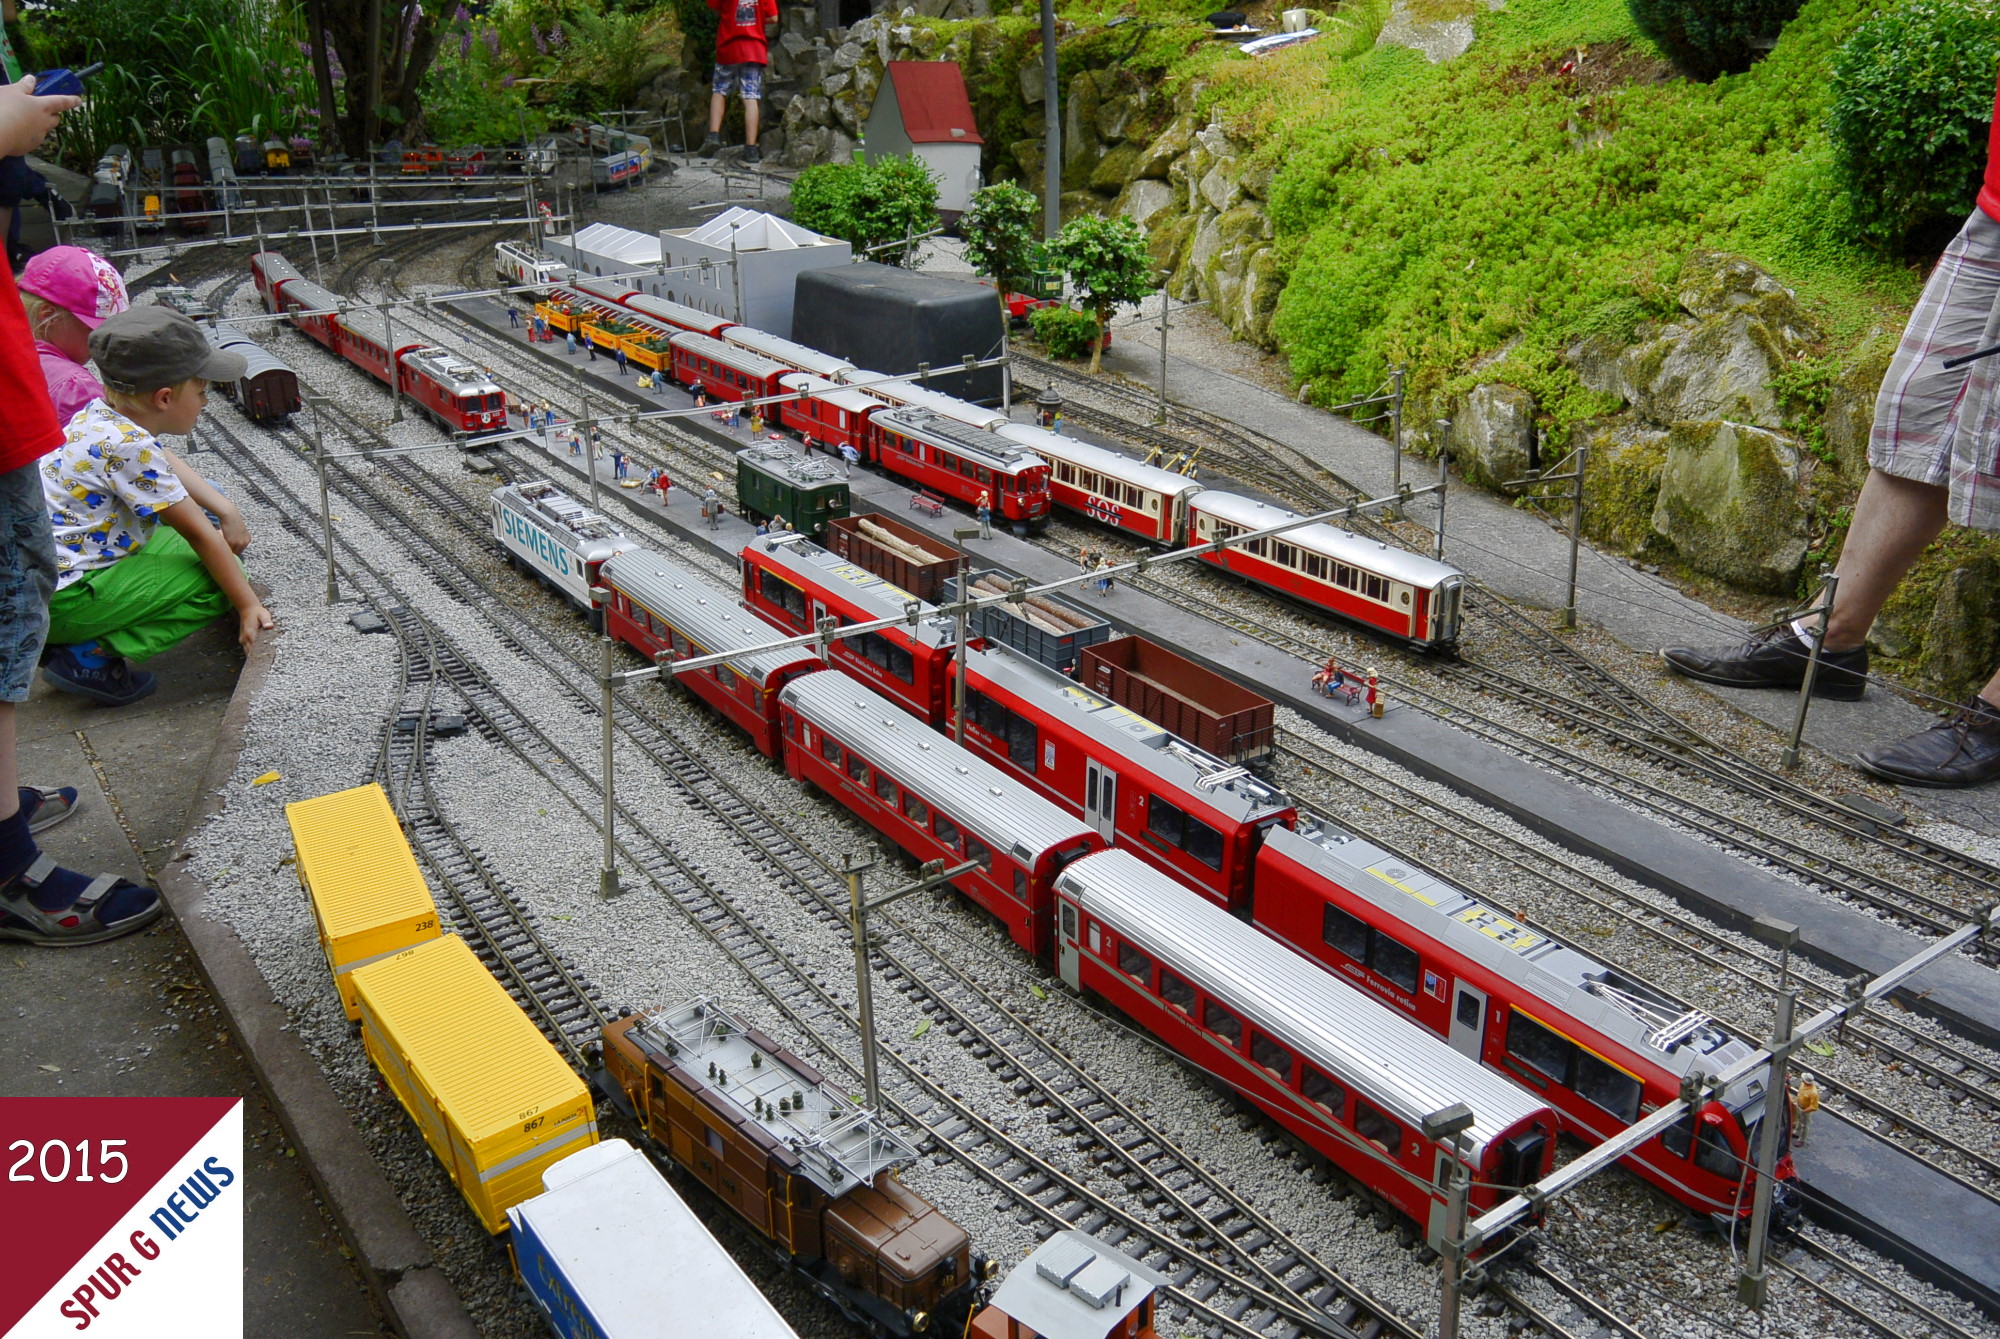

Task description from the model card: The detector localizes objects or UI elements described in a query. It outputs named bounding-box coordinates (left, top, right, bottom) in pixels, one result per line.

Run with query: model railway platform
left=450, top=291, right=2000, bottom=1319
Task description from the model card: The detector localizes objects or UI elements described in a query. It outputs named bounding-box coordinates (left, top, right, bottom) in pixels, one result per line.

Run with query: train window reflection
left=1159, top=970, right=1196, bottom=1015
left=1118, top=941, right=1152, bottom=982
left=1505, top=1010, right=1572, bottom=1084
left=1574, top=1051, right=1643, bottom=1124
left=1302, top=1065, right=1346, bottom=1118
left=1354, top=1101, right=1401, bottom=1155
left=1202, top=999, right=1244, bottom=1049
left=1320, top=904, right=1371, bottom=965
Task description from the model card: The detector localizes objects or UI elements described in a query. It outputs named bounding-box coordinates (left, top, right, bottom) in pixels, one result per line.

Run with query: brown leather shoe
left=1856, top=697, right=2000, bottom=788
left=1662, top=625, right=1868, bottom=701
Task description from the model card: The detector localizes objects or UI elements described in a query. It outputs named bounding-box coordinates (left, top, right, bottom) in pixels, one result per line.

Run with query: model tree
left=791, top=154, right=941, bottom=267
left=959, top=182, right=1043, bottom=319
left=1044, top=214, right=1155, bottom=374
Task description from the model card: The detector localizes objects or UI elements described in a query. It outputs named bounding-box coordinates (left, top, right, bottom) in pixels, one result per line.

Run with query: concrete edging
left=155, top=626, right=480, bottom=1339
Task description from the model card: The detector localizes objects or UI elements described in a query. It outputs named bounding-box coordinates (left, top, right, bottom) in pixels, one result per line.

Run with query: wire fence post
left=384, top=307, right=404, bottom=421
left=1782, top=568, right=1838, bottom=769
left=1389, top=364, right=1406, bottom=514
left=368, top=155, right=382, bottom=245
left=597, top=623, right=624, bottom=900
left=325, top=186, right=341, bottom=261
left=952, top=527, right=979, bottom=743
left=1423, top=1103, right=1477, bottom=1339
left=1737, top=984, right=1796, bottom=1309
left=1562, top=439, right=1586, bottom=630
left=846, top=852, right=883, bottom=1109
left=584, top=416, right=602, bottom=515
left=310, top=396, right=339, bottom=604
left=1157, top=276, right=1171, bottom=426
left=1434, top=435, right=1450, bottom=563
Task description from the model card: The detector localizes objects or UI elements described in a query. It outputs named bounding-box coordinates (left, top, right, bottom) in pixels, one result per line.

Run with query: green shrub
left=1826, top=0, right=2000, bottom=252
left=791, top=154, right=941, bottom=264
left=1029, top=305, right=1103, bottom=359
left=1627, top=0, right=1804, bottom=78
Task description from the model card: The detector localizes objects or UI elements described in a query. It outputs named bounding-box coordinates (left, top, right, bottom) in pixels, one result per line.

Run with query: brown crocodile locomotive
left=601, top=998, right=986, bottom=1336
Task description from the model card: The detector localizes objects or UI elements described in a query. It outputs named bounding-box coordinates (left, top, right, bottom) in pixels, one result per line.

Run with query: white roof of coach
left=497, top=480, right=627, bottom=564
left=781, top=672, right=1098, bottom=862
left=601, top=550, right=818, bottom=686
left=626, top=293, right=733, bottom=336
left=724, top=326, right=854, bottom=380
left=753, top=538, right=957, bottom=646
left=1060, top=848, right=1551, bottom=1154
left=874, top=408, right=1045, bottom=475
left=1192, top=491, right=1463, bottom=589
left=668, top=331, right=789, bottom=381
left=853, top=376, right=1008, bottom=429
left=778, top=372, right=881, bottom=417
left=996, top=423, right=1206, bottom=499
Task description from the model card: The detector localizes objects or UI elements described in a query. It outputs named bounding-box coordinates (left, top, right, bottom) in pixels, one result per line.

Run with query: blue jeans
left=0, top=461, right=56, bottom=702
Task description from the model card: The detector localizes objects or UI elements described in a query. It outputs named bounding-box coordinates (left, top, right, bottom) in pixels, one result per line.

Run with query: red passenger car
left=271, top=275, right=342, bottom=349
left=776, top=373, right=884, bottom=457
left=1057, top=849, right=1556, bottom=1250
left=868, top=408, right=1051, bottom=533
left=739, top=535, right=957, bottom=725
left=1252, top=822, right=1799, bottom=1227
left=601, top=551, right=824, bottom=758
left=780, top=672, right=1101, bottom=954
left=669, top=332, right=789, bottom=406
left=250, top=251, right=301, bottom=314
left=998, top=422, right=1207, bottom=548
left=1188, top=491, right=1464, bottom=650
left=953, top=643, right=1295, bottom=912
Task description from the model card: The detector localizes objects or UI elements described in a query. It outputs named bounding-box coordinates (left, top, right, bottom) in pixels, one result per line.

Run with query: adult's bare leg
left=745, top=97, right=760, bottom=146
left=1824, top=469, right=1952, bottom=651
left=709, top=92, right=727, bottom=135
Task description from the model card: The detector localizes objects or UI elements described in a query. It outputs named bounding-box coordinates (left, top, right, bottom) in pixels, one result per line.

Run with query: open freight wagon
left=1078, top=636, right=1275, bottom=768
left=826, top=510, right=957, bottom=602
left=947, top=567, right=1110, bottom=672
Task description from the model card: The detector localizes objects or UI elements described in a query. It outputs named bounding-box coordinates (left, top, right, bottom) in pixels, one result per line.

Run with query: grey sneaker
left=743, top=144, right=762, bottom=164
left=698, top=133, right=722, bottom=159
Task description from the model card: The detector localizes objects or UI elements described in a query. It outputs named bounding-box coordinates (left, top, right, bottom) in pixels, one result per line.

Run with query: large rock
left=1198, top=159, right=1243, bottom=213
left=1096, top=93, right=1137, bottom=145
left=1133, top=117, right=1190, bottom=180
left=1450, top=384, right=1537, bottom=491
left=1564, top=332, right=1628, bottom=401
left=1652, top=421, right=1808, bottom=592
left=1677, top=249, right=1790, bottom=317
left=1091, top=142, right=1144, bottom=194
left=1011, top=137, right=1044, bottom=183
left=1018, top=51, right=1044, bottom=105
left=1619, top=307, right=1804, bottom=430
left=1115, top=178, right=1175, bottom=230
left=1822, top=331, right=1894, bottom=480
left=1920, top=560, right=2000, bottom=697
left=1065, top=70, right=1102, bottom=164
left=786, top=123, right=832, bottom=169
left=1571, top=416, right=1670, bottom=554
left=831, top=41, right=865, bottom=69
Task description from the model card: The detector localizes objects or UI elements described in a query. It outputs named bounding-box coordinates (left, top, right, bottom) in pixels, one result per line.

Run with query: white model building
left=863, top=61, right=985, bottom=220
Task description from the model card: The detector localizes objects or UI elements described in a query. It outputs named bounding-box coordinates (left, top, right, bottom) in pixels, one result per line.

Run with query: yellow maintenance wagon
left=351, top=934, right=596, bottom=1233
left=286, top=783, right=440, bottom=1020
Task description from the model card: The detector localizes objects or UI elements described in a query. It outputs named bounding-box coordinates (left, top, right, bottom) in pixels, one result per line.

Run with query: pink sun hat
left=19, top=246, right=129, bottom=329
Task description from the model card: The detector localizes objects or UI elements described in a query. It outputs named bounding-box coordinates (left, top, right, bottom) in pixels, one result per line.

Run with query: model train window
left=1250, top=1031, right=1293, bottom=1080
left=844, top=626, right=915, bottom=683
left=820, top=736, right=842, bottom=765
left=757, top=568, right=807, bottom=622
left=1148, top=795, right=1185, bottom=845
left=903, top=793, right=930, bottom=826
left=1694, top=1123, right=1740, bottom=1178
left=1504, top=1010, right=1571, bottom=1084
left=1159, top=969, right=1196, bottom=1015
left=1354, top=1101, right=1402, bottom=1155
left=1202, top=999, right=1244, bottom=1049
left=1320, top=905, right=1420, bottom=993
left=934, top=814, right=961, bottom=849
left=1013, top=870, right=1029, bottom=901
left=1573, top=1050, right=1643, bottom=1125
left=1660, top=1112, right=1694, bottom=1159
left=874, top=773, right=897, bottom=803
left=1118, top=941, right=1152, bottom=982
left=969, top=690, right=1038, bottom=771
left=846, top=753, right=869, bottom=783
left=1182, top=815, right=1224, bottom=870
left=1302, top=1065, right=1345, bottom=1117
left=1455, top=989, right=1481, bottom=1031
left=964, top=835, right=991, bottom=869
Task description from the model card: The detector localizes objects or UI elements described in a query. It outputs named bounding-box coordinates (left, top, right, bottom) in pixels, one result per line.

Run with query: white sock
left=1791, top=617, right=1818, bottom=648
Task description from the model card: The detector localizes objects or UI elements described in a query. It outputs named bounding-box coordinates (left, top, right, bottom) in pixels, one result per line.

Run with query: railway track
left=196, top=361, right=1450, bottom=1339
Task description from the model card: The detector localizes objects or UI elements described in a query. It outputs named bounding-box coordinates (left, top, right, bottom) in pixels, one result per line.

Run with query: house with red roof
left=864, top=61, right=986, bottom=220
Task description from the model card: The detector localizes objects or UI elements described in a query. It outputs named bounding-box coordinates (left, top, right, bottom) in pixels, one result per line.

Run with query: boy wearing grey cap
left=39, top=307, right=274, bottom=706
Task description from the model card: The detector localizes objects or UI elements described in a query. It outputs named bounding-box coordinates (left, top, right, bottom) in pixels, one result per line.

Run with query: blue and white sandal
left=0, top=854, right=162, bottom=946
left=21, top=786, right=81, bottom=834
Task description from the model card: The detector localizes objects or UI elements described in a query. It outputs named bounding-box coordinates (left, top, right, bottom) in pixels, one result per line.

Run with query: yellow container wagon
left=286, top=782, right=440, bottom=1021
left=351, top=934, right=597, bottom=1234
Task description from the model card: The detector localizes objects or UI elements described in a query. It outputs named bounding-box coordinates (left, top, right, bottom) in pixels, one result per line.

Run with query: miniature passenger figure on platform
left=1663, top=66, right=2000, bottom=787
left=698, top=0, right=779, bottom=165
left=655, top=471, right=672, bottom=507
left=977, top=490, right=993, bottom=541
left=507, top=304, right=520, bottom=329
left=39, top=308, right=273, bottom=707
left=1794, top=1073, right=1820, bottom=1147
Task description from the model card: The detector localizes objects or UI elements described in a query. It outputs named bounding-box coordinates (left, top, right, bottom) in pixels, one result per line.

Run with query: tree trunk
left=323, top=0, right=439, bottom=160
left=1088, top=307, right=1104, bottom=374
left=307, top=0, right=340, bottom=143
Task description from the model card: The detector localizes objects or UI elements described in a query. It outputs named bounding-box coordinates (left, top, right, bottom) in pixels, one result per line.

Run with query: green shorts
left=48, top=525, right=236, bottom=662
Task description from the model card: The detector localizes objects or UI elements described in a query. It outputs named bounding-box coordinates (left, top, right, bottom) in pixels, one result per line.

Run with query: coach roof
left=781, top=671, right=1097, bottom=862
left=1061, top=848, right=1551, bottom=1152
left=1193, top=490, right=1461, bottom=589
left=604, top=550, right=821, bottom=686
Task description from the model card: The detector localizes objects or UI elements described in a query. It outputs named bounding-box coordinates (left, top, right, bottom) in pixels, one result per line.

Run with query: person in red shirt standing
left=0, top=75, right=166, bottom=946
left=1663, top=71, right=2000, bottom=787
left=699, top=0, right=779, bottom=165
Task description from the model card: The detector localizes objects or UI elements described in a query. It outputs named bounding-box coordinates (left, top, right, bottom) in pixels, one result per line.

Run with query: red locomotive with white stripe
left=250, top=252, right=506, bottom=435
left=868, top=408, right=1051, bottom=533
left=999, top=422, right=1206, bottom=548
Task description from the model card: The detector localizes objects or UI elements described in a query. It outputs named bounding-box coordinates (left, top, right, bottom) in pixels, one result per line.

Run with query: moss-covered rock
left=1822, top=329, right=1896, bottom=481
left=1652, top=420, right=1808, bottom=592
left=1449, top=383, right=1537, bottom=490
left=1573, top=417, right=1670, bottom=554
left=1091, top=141, right=1144, bottom=194
left=1919, top=560, right=2000, bottom=700
left=1133, top=117, right=1191, bottom=180
left=1619, top=308, right=1805, bottom=431
left=1115, top=177, right=1176, bottom=230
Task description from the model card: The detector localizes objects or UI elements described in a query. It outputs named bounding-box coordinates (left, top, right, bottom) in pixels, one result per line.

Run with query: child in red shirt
left=699, top=0, right=779, bottom=164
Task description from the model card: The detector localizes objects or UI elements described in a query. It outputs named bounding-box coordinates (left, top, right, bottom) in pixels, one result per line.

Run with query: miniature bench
left=910, top=491, right=946, bottom=518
